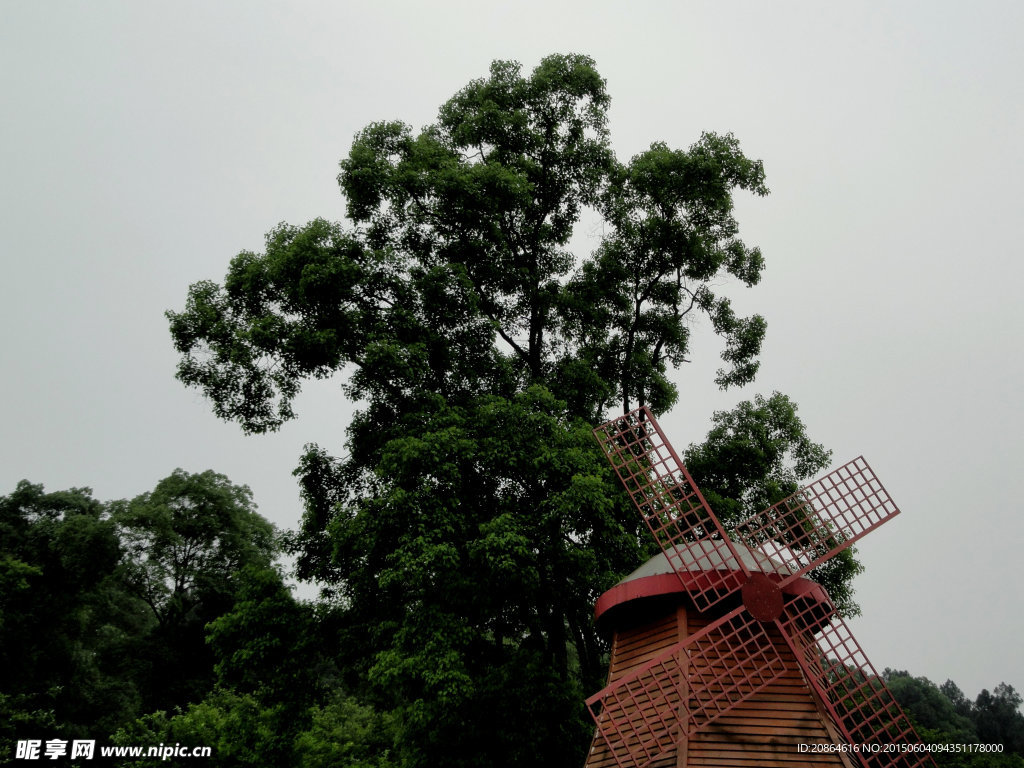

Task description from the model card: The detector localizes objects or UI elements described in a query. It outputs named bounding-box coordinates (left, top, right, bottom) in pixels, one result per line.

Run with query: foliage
left=294, top=693, right=404, bottom=768
left=111, top=690, right=276, bottom=768
left=167, top=54, right=768, bottom=434
left=682, top=391, right=861, bottom=615
left=206, top=565, right=327, bottom=719
left=975, top=685, right=1024, bottom=755
left=0, top=471, right=287, bottom=757
left=291, top=387, right=634, bottom=767
left=112, top=687, right=402, bottom=768
left=885, top=670, right=978, bottom=744
left=0, top=481, right=143, bottom=741
left=107, top=470, right=277, bottom=714
left=113, top=469, right=275, bottom=627
left=944, top=679, right=978, bottom=721
left=885, top=670, right=1024, bottom=767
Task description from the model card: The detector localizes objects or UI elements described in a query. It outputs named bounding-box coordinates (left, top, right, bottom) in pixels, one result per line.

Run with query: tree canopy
left=0, top=481, right=132, bottom=741
left=168, top=54, right=768, bottom=435
left=885, top=671, right=1024, bottom=768
left=0, top=471, right=293, bottom=754
left=165, top=54, right=858, bottom=766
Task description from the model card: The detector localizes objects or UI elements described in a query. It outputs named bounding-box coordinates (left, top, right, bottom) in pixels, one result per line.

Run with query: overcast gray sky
left=3, top=1, right=1022, bottom=704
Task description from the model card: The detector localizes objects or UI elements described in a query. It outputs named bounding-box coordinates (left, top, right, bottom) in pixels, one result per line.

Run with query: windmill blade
left=733, top=456, right=900, bottom=586
left=587, top=605, right=788, bottom=768
left=594, top=406, right=750, bottom=613
left=778, top=594, right=936, bottom=768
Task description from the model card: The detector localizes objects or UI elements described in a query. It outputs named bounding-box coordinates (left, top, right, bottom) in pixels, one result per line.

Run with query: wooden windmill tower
left=583, top=407, right=935, bottom=768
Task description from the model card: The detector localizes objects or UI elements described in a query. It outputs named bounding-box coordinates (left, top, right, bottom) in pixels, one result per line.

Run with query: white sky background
left=2, top=1, right=1022, bottom=705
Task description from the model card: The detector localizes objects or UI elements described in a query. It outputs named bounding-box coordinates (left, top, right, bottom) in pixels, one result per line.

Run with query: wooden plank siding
left=583, top=600, right=853, bottom=768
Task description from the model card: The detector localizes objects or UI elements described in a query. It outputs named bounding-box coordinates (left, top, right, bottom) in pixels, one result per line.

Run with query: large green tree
left=112, top=469, right=277, bottom=712
left=0, top=470, right=285, bottom=750
left=885, top=670, right=1024, bottom=768
left=0, top=482, right=140, bottom=742
left=114, top=566, right=333, bottom=768
left=168, top=54, right=842, bottom=766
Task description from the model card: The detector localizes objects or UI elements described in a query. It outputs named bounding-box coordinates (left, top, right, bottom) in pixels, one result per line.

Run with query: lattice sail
left=594, top=407, right=750, bottom=613
left=780, top=594, right=934, bottom=768
left=734, top=456, right=901, bottom=584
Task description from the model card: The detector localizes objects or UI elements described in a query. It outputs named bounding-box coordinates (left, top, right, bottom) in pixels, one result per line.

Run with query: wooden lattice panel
left=593, top=408, right=749, bottom=614
left=781, top=595, right=933, bottom=768
left=733, top=457, right=901, bottom=584
left=584, top=602, right=854, bottom=768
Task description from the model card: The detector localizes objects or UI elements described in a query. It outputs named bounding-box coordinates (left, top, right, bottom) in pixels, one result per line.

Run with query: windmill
left=583, top=406, right=934, bottom=768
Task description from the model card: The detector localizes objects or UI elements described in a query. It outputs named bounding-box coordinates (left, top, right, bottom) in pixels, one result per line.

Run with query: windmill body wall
left=583, top=598, right=853, bottom=768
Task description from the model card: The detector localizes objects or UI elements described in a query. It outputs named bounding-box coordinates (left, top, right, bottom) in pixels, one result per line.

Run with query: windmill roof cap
left=595, top=540, right=823, bottom=623
left=617, top=540, right=794, bottom=586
